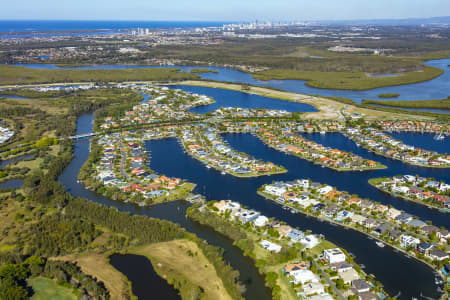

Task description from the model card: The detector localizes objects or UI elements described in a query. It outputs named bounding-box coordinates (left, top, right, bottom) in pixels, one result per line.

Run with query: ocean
left=0, top=20, right=229, bottom=38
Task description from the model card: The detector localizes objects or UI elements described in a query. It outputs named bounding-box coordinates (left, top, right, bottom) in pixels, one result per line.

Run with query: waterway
left=0, top=179, right=23, bottom=189
left=0, top=95, right=32, bottom=100
left=109, top=253, right=181, bottom=300
left=0, top=154, right=34, bottom=169
left=56, top=94, right=450, bottom=300
left=0, top=154, right=33, bottom=189
left=58, top=111, right=447, bottom=299
left=10, top=57, right=450, bottom=104
left=170, top=85, right=318, bottom=113
left=388, top=132, right=449, bottom=154
left=58, top=113, right=272, bottom=300
left=296, top=132, right=450, bottom=225
left=146, top=134, right=442, bottom=299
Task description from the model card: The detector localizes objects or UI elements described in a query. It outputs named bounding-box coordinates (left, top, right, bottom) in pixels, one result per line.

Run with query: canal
left=58, top=113, right=272, bottom=300
left=146, top=134, right=442, bottom=299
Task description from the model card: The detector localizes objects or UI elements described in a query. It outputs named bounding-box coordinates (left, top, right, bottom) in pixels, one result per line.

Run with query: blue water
left=57, top=112, right=445, bottom=299
left=370, top=74, right=399, bottom=78
left=109, top=254, right=181, bottom=300
left=145, top=135, right=441, bottom=299
left=388, top=132, right=450, bottom=154
left=169, top=85, right=317, bottom=113
left=0, top=154, right=34, bottom=169
left=0, top=179, right=23, bottom=189
left=0, top=95, right=31, bottom=100
left=0, top=20, right=229, bottom=39
left=10, top=58, right=450, bottom=106
left=57, top=113, right=272, bottom=300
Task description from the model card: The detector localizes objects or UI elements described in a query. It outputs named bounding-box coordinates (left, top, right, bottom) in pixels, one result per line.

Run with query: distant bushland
left=378, top=93, right=400, bottom=98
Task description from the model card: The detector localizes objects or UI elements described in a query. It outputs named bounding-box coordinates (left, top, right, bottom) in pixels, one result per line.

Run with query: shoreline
left=368, top=180, right=449, bottom=214
left=255, top=133, right=388, bottom=172
left=351, top=141, right=450, bottom=169
left=6, top=58, right=445, bottom=92
left=256, top=190, right=447, bottom=286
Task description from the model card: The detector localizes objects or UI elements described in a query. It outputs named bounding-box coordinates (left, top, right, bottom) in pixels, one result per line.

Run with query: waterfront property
left=86, top=132, right=196, bottom=206
left=369, top=175, right=450, bottom=212
left=189, top=200, right=387, bottom=300
left=345, top=125, right=450, bottom=168
left=256, top=125, right=386, bottom=171
left=100, top=84, right=214, bottom=130
left=259, top=179, right=450, bottom=274
left=180, top=126, right=286, bottom=177
left=69, top=82, right=450, bottom=299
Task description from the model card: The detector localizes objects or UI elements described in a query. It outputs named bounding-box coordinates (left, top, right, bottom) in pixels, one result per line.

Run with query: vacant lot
left=55, top=253, right=131, bottom=300
left=28, top=277, right=77, bottom=300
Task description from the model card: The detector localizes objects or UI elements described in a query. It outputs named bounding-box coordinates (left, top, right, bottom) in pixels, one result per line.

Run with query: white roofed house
left=260, top=240, right=282, bottom=253
left=300, top=234, right=320, bottom=249
left=318, top=185, right=333, bottom=195
left=238, top=210, right=259, bottom=223
left=264, top=183, right=287, bottom=196
left=323, top=248, right=346, bottom=264
left=392, top=185, right=409, bottom=194
left=289, top=269, right=319, bottom=285
left=400, top=234, right=420, bottom=248
left=253, top=215, right=268, bottom=227
left=287, top=229, right=305, bottom=243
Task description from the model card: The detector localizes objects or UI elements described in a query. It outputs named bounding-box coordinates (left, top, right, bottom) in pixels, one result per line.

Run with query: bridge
left=68, top=133, right=98, bottom=140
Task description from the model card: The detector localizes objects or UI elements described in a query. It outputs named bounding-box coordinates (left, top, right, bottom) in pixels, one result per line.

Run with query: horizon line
left=0, top=15, right=449, bottom=22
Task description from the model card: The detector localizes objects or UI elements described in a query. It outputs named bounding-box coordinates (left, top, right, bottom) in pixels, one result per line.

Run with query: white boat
left=320, top=131, right=326, bottom=135
left=434, top=133, right=444, bottom=141
left=376, top=241, right=385, bottom=248
left=206, top=165, right=211, bottom=169
left=221, top=171, right=226, bottom=175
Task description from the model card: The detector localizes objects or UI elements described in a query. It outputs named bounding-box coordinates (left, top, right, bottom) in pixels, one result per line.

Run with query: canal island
left=0, top=19, right=450, bottom=300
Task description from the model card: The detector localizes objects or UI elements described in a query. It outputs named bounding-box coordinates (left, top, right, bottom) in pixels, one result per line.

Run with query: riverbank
left=368, top=178, right=449, bottom=213
left=187, top=202, right=389, bottom=300
left=254, top=128, right=387, bottom=172
left=251, top=65, right=444, bottom=91
left=170, top=80, right=435, bottom=121
left=344, top=128, right=450, bottom=169
left=256, top=189, right=448, bottom=286
left=180, top=128, right=287, bottom=178
left=363, top=98, right=450, bottom=110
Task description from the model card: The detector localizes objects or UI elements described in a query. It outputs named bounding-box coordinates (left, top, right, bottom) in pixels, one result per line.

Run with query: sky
left=1, top=0, right=450, bottom=21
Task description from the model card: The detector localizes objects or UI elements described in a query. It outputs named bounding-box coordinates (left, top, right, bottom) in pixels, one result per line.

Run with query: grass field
left=131, top=239, right=233, bottom=300
left=309, top=240, right=336, bottom=256
left=28, top=277, right=77, bottom=300
left=54, top=253, right=131, bottom=300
